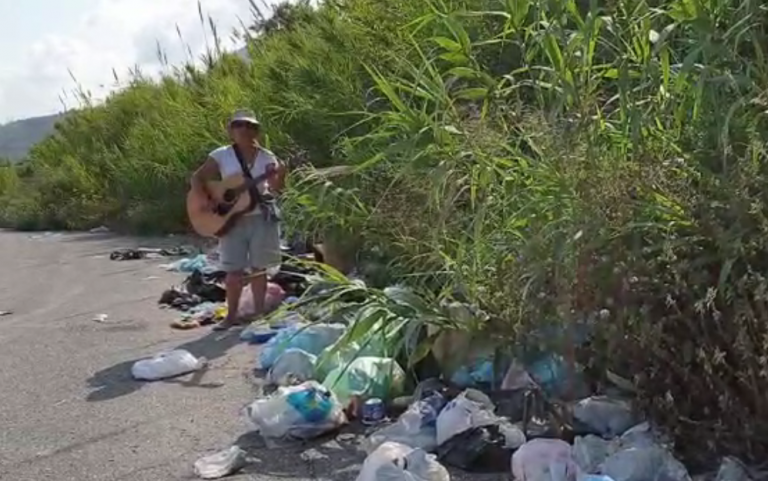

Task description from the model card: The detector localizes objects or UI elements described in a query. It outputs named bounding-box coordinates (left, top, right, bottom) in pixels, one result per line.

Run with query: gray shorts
left=219, top=212, right=281, bottom=273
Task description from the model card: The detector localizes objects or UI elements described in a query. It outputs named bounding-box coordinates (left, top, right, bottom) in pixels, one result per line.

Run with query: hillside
left=0, top=113, right=64, bottom=162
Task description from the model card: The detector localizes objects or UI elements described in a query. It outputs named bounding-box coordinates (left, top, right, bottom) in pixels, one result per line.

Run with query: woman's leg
left=248, top=213, right=281, bottom=318
left=216, top=219, right=250, bottom=329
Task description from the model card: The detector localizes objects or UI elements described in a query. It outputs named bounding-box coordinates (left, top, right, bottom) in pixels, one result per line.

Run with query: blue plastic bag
left=259, top=323, right=346, bottom=369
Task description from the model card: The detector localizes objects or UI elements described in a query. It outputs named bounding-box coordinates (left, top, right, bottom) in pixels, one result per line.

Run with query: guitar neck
left=232, top=172, right=272, bottom=197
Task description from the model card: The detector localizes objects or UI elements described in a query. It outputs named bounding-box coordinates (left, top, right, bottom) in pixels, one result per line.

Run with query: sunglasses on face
left=231, top=121, right=259, bottom=131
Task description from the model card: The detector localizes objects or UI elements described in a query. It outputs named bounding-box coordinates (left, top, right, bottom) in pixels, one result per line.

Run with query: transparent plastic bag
left=131, top=350, right=206, bottom=381
left=322, top=356, right=406, bottom=406
left=193, top=446, right=246, bottom=479
left=238, top=282, right=286, bottom=317
left=357, top=442, right=451, bottom=481
left=435, top=389, right=496, bottom=446
left=366, top=393, right=447, bottom=454
left=267, top=348, right=317, bottom=386
left=573, top=397, right=637, bottom=437
left=600, top=446, right=690, bottom=481
left=245, top=381, right=347, bottom=440
left=511, top=439, right=580, bottom=481
left=259, top=323, right=346, bottom=370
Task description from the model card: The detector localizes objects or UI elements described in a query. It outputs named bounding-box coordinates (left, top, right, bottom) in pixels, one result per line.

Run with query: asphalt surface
left=0, top=231, right=506, bottom=481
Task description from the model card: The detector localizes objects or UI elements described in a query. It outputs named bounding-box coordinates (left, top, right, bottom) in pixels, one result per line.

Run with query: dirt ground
left=0, top=230, right=505, bottom=481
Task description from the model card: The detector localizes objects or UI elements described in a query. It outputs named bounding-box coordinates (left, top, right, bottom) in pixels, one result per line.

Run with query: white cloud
left=0, top=0, right=259, bottom=121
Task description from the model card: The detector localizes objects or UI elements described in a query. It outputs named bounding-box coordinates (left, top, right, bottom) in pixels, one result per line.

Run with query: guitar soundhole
left=216, top=203, right=232, bottom=215
left=223, top=189, right=236, bottom=203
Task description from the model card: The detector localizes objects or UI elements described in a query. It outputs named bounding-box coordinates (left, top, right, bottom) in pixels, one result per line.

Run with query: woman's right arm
left=190, top=157, right=219, bottom=196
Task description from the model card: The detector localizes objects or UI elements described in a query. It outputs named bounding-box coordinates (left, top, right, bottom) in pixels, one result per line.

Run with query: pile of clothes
left=158, top=241, right=323, bottom=329
left=110, top=246, right=194, bottom=261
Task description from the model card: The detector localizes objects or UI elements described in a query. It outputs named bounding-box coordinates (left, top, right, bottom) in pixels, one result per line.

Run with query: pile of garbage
left=128, top=248, right=756, bottom=480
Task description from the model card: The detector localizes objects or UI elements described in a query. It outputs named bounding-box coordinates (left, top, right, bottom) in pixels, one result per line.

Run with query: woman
left=190, top=109, right=286, bottom=330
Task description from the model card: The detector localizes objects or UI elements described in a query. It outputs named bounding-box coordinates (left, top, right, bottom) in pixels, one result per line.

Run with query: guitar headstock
left=282, top=148, right=310, bottom=170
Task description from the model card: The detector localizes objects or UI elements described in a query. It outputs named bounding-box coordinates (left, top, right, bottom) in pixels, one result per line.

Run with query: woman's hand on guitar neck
left=266, top=160, right=287, bottom=192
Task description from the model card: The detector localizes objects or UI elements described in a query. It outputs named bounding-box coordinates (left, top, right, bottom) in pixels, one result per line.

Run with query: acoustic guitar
left=186, top=170, right=273, bottom=238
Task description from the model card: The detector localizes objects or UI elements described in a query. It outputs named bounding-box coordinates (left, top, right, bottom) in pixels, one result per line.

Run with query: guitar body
left=187, top=173, right=254, bottom=238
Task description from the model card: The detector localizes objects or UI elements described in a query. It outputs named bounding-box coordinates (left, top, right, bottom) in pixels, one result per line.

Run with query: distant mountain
left=0, top=113, right=65, bottom=162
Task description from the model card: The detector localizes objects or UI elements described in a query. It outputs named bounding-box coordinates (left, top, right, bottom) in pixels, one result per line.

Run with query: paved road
left=0, top=231, right=505, bottom=481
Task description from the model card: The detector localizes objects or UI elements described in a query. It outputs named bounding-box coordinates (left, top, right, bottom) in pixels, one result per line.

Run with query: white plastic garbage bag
left=357, top=442, right=451, bottom=481
left=435, top=389, right=496, bottom=446
left=511, top=439, right=580, bottom=481
left=365, top=393, right=447, bottom=454
left=245, top=381, right=347, bottom=440
left=599, top=446, right=690, bottom=481
left=573, top=397, right=637, bottom=437
left=193, top=446, right=247, bottom=479
left=267, top=348, right=317, bottom=386
left=573, top=435, right=618, bottom=474
left=714, top=457, right=752, bottom=481
left=501, top=361, right=538, bottom=390
left=131, top=350, right=206, bottom=381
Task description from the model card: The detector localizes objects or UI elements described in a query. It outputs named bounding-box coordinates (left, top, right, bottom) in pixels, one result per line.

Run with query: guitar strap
left=231, top=143, right=280, bottom=222
left=231, top=143, right=260, bottom=213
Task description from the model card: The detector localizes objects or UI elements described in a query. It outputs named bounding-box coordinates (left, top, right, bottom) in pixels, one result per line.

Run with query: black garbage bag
left=490, top=388, right=574, bottom=442
left=436, top=424, right=512, bottom=473
left=184, top=271, right=226, bottom=303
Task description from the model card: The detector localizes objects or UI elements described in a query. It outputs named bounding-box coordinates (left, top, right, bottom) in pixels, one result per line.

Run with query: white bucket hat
left=228, top=109, right=261, bottom=128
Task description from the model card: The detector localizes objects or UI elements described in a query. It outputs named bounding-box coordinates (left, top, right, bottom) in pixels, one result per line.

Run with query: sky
left=0, top=0, right=267, bottom=122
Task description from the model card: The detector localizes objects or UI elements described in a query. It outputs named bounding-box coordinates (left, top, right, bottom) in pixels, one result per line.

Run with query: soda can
left=361, top=398, right=385, bottom=425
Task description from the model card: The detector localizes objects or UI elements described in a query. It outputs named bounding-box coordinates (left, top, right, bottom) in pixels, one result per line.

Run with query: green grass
left=3, top=0, right=768, bottom=464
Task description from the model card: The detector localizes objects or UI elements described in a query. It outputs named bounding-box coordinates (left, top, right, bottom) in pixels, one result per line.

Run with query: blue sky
left=0, top=0, right=263, bottom=122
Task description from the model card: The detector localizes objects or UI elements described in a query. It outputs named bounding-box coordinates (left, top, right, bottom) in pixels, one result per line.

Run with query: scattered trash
left=365, top=392, right=447, bottom=454
left=238, top=282, right=285, bottom=317
left=572, top=421, right=672, bottom=477
left=525, top=354, right=589, bottom=400
left=501, top=362, right=538, bottom=391
left=433, top=388, right=526, bottom=473
left=450, top=357, right=495, bottom=388
left=600, top=445, right=690, bottom=481
left=267, top=348, right=317, bottom=386
left=572, top=396, right=637, bottom=437
left=159, top=288, right=204, bottom=311
left=573, top=435, right=618, bottom=474
left=131, top=350, right=207, bottom=381
left=0, top=310, right=14, bottom=317
left=362, top=398, right=387, bottom=426
left=715, top=457, right=752, bottom=481
left=240, top=325, right=280, bottom=344
left=193, top=446, right=247, bottom=479
left=259, top=323, right=346, bottom=370
left=185, top=271, right=226, bottom=303
left=511, top=438, right=579, bottom=481
left=92, top=313, right=109, bottom=323
left=435, top=389, right=496, bottom=446
left=323, top=356, right=406, bottom=406
left=245, top=381, right=347, bottom=440
left=160, top=254, right=219, bottom=274
left=437, top=422, right=518, bottom=473
left=89, top=225, right=110, bottom=233
left=357, top=442, right=451, bottom=481
left=111, top=246, right=193, bottom=261
left=315, top=340, right=387, bottom=380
